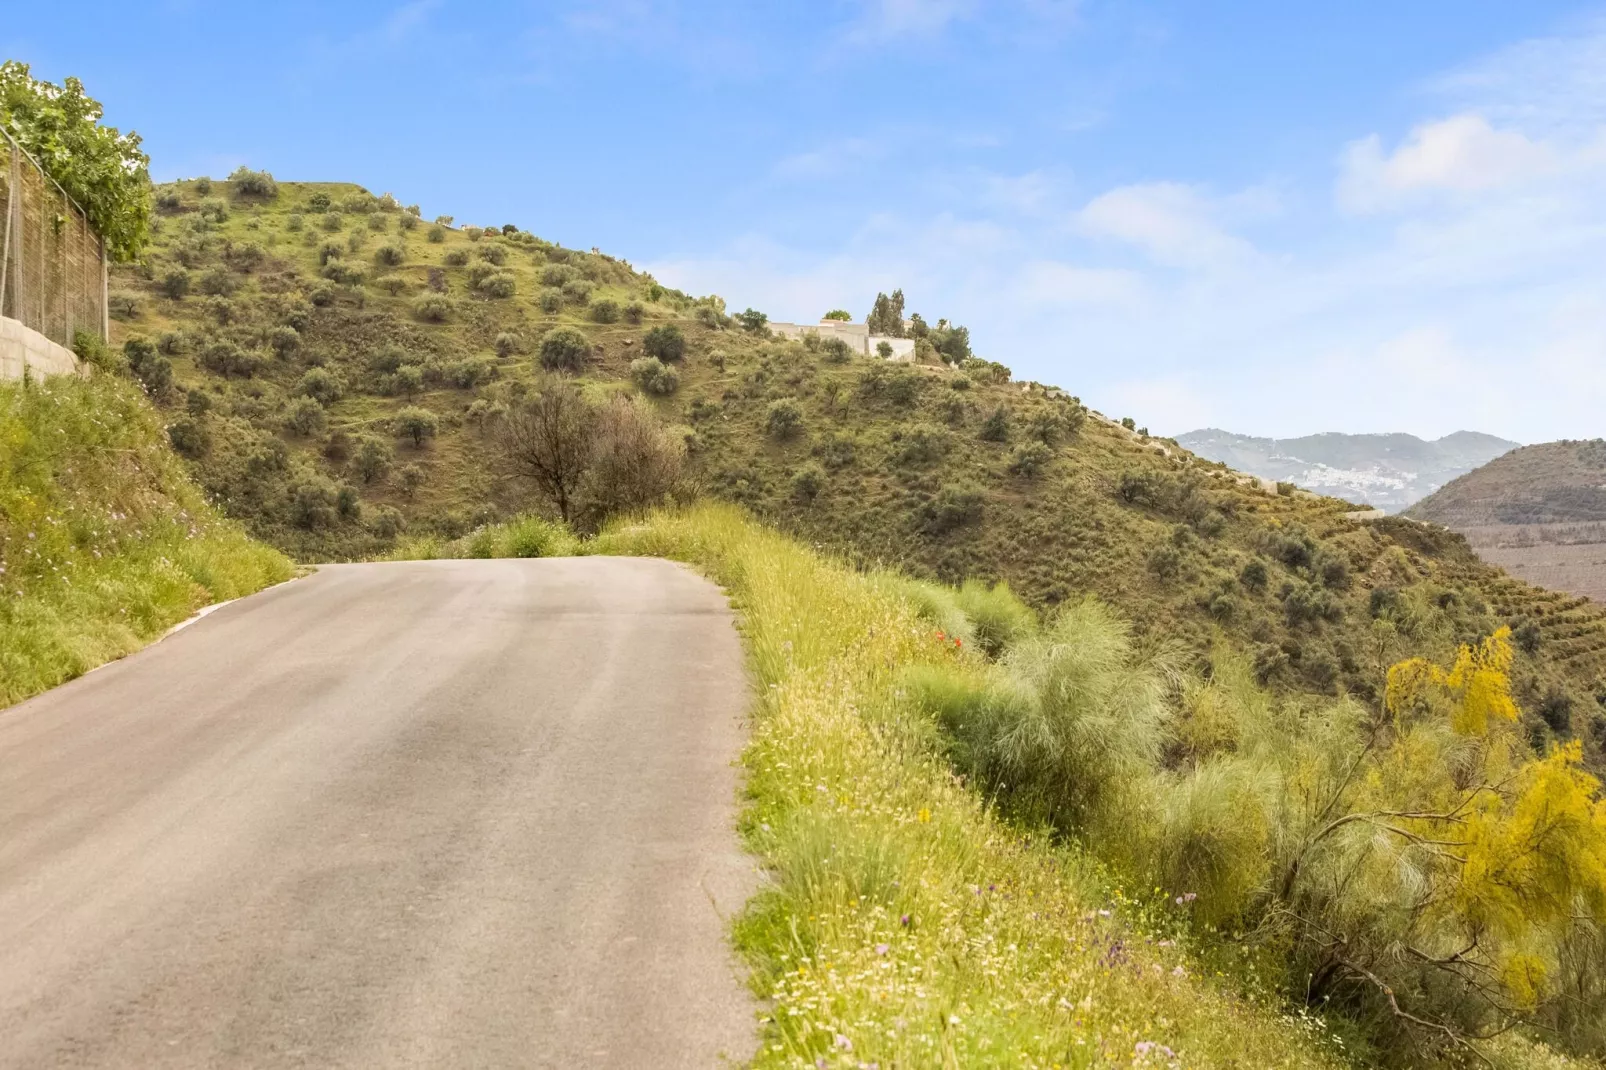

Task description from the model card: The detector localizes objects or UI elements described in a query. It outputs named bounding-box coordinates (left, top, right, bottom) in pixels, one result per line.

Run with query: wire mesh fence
left=0, top=126, right=107, bottom=350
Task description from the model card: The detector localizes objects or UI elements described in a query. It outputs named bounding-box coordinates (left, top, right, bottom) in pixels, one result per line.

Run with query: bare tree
left=578, top=397, right=684, bottom=528
left=499, top=383, right=596, bottom=523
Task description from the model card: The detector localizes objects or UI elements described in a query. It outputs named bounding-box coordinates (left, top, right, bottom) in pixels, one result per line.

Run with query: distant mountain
left=1406, top=440, right=1606, bottom=527
left=1176, top=429, right=1519, bottom=512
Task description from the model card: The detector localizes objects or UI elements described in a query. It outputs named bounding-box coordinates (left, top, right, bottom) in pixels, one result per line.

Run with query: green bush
left=920, top=483, right=984, bottom=534
left=198, top=268, right=237, bottom=297
left=296, top=367, right=343, bottom=405
left=427, top=224, right=446, bottom=243
left=630, top=356, right=680, bottom=396
left=979, top=405, right=1010, bottom=442
left=539, top=327, right=591, bottom=373
left=378, top=275, right=408, bottom=296
left=374, top=244, right=405, bottom=267
left=269, top=325, right=301, bottom=359
left=398, top=212, right=418, bottom=232
left=122, top=337, right=172, bottom=395
left=478, top=271, right=516, bottom=298
left=953, top=579, right=1037, bottom=658
left=284, top=396, right=327, bottom=437
left=320, top=210, right=344, bottom=232
left=477, top=243, right=507, bottom=266
left=413, top=295, right=451, bottom=322
left=443, top=248, right=469, bottom=267
left=353, top=436, right=393, bottom=483
left=306, top=191, right=330, bottom=212
left=643, top=324, right=686, bottom=362
left=821, top=337, right=854, bottom=364
left=228, top=166, right=277, bottom=198
left=624, top=301, right=645, bottom=324
left=790, top=462, right=825, bottom=502
left=494, top=332, right=521, bottom=358
left=765, top=398, right=804, bottom=440
left=1007, top=441, right=1052, bottom=477
left=368, top=504, right=405, bottom=538
left=561, top=278, right=594, bottom=305
left=541, top=264, right=578, bottom=287
left=538, top=288, right=563, bottom=314
left=590, top=298, right=620, bottom=323
left=393, top=406, right=439, bottom=447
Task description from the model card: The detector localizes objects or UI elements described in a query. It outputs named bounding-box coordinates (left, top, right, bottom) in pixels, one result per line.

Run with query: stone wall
left=0, top=315, right=85, bottom=380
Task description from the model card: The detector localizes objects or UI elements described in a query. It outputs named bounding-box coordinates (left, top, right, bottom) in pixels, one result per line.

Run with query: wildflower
left=875, top=943, right=890, bottom=955
left=834, top=1033, right=853, bottom=1051
left=1172, top=965, right=1186, bottom=977
left=917, top=807, right=931, bottom=824
left=900, top=914, right=912, bottom=927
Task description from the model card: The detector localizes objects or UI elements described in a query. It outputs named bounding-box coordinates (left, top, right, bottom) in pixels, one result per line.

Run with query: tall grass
left=593, top=505, right=1348, bottom=1068
left=0, top=375, right=292, bottom=707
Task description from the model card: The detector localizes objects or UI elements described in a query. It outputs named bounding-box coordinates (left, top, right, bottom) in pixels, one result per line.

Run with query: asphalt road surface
left=0, top=558, right=756, bottom=1068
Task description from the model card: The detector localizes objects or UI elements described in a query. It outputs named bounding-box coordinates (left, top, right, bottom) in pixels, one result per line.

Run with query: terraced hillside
left=105, top=175, right=1606, bottom=756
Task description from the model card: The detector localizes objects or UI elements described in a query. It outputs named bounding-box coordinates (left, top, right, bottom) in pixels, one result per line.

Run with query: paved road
left=0, top=558, right=755, bottom=1068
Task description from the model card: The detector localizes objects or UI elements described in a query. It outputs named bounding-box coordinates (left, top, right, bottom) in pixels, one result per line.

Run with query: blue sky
left=7, top=1, right=1604, bottom=442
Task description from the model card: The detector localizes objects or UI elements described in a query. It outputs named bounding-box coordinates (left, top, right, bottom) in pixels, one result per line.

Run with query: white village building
left=768, top=318, right=917, bottom=362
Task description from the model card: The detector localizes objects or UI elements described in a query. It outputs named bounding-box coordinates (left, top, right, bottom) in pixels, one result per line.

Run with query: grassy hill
left=0, top=373, right=292, bottom=707
left=1409, top=440, right=1606, bottom=527
left=107, top=175, right=1606, bottom=760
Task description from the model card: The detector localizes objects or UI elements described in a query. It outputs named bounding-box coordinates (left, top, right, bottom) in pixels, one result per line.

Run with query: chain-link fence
left=0, top=126, right=107, bottom=350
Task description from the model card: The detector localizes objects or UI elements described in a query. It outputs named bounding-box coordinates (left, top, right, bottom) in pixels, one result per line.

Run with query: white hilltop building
left=769, top=318, right=916, bottom=361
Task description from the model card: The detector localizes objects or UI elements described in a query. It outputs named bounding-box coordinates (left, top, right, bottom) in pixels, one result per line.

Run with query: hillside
left=106, top=175, right=1606, bottom=757
left=1177, top=428, right=1517, bottom=511
left=1408, top=439, right=1606, bottom=527
left=0, top=373, right=292, bottom=706
left=1407, top=440, right=1606, bottom=604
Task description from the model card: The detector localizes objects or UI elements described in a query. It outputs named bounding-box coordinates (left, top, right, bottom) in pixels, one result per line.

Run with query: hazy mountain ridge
left=1177, top=428, right=1519, bottom=511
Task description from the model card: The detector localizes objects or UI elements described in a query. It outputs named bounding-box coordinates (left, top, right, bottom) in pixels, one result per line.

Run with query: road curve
left=0, top=557, right=756, bottom=1068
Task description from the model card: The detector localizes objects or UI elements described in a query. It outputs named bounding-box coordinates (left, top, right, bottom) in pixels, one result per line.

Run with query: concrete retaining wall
left=0, top=315, right=84, bottom=381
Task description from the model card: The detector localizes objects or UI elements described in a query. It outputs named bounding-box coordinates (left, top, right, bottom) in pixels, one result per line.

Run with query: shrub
left=353, top=436, right=393, bottom=483
left=541, top=264, right=578, bottom=287
left=398, top=212, right=418, bottom=232
left=790, top=462, right=825, bottom=502
left=477, top=243, right=506, bottom=265
left=539, top=327, right=591, bottom=373
left=368, top=505, right=405, bottom=538
left=157, top=331, right=186, bottom=355
left=1008, top=441, right=1052, bottom=477
left=269, top=325, right=301, bottom=359
left=286, top=213, right=303, bottom=232
left=764, top=398, right=804, bottom=440
left=737, top=307, right=768, bottom=332
left=624, top=301, right=645, bottom=324
left=398, top=463, right=426, bottom=497
left=979, top=405, right=1010, bottom=442
left=876, top=340, right=893, bottom=358
left=561, top=278, right=594, bottom=305
left=198, top=268, right=237, bottom=296
left=288, top=477, right=338, bottom=530
left=920, top=483, right=984, bottom=534
left=160, top=269, right=190, bottom=299
left=443, top=248, right=470, bottom=267
left=228, top=166, right=278, bottom=198
left=296, top=367, right=343, bottom=405
left=309, top=283, right=336, bottom=307
left=393, top=406, right=439, bottom=447
left=284, top=396, right=327, bottom=437
left=107, top=292, right=140, bottom=320
left=1275, top=480, right=1297, bottom=496
left=320, top=211, right=343, bottom=232
left=478, top=271, right=516, bottom=298
left=374, top=244, right=405, bottom=267
left=590, top=298, right=620, bottom=324
left=167, top=417, right=209, bottom=458
left=538, top=288, right=563, bottom=314
left=821, top=337, right=854, bottom=364
left=123, top=337, right=171, bottom=395
left=642, top=324, right=686, bottom=362
left=494, top=332, right=521, bottom=358
left=155, top=189, right=181, bottom=211
left=198, top=197, right=228, bottom=223
left=367, top=212, right=387, bottom=231
left=427, top=224, right=446, bottom=243
left=630, top=356, right=680, bottom=396
left=413, top=295, right=451, bottom=322
left=953, top=579, right=1037, bottom=658
left=1240, top=559, right=1269, bottom=591
left=379, top=275, right=408, bottom=296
